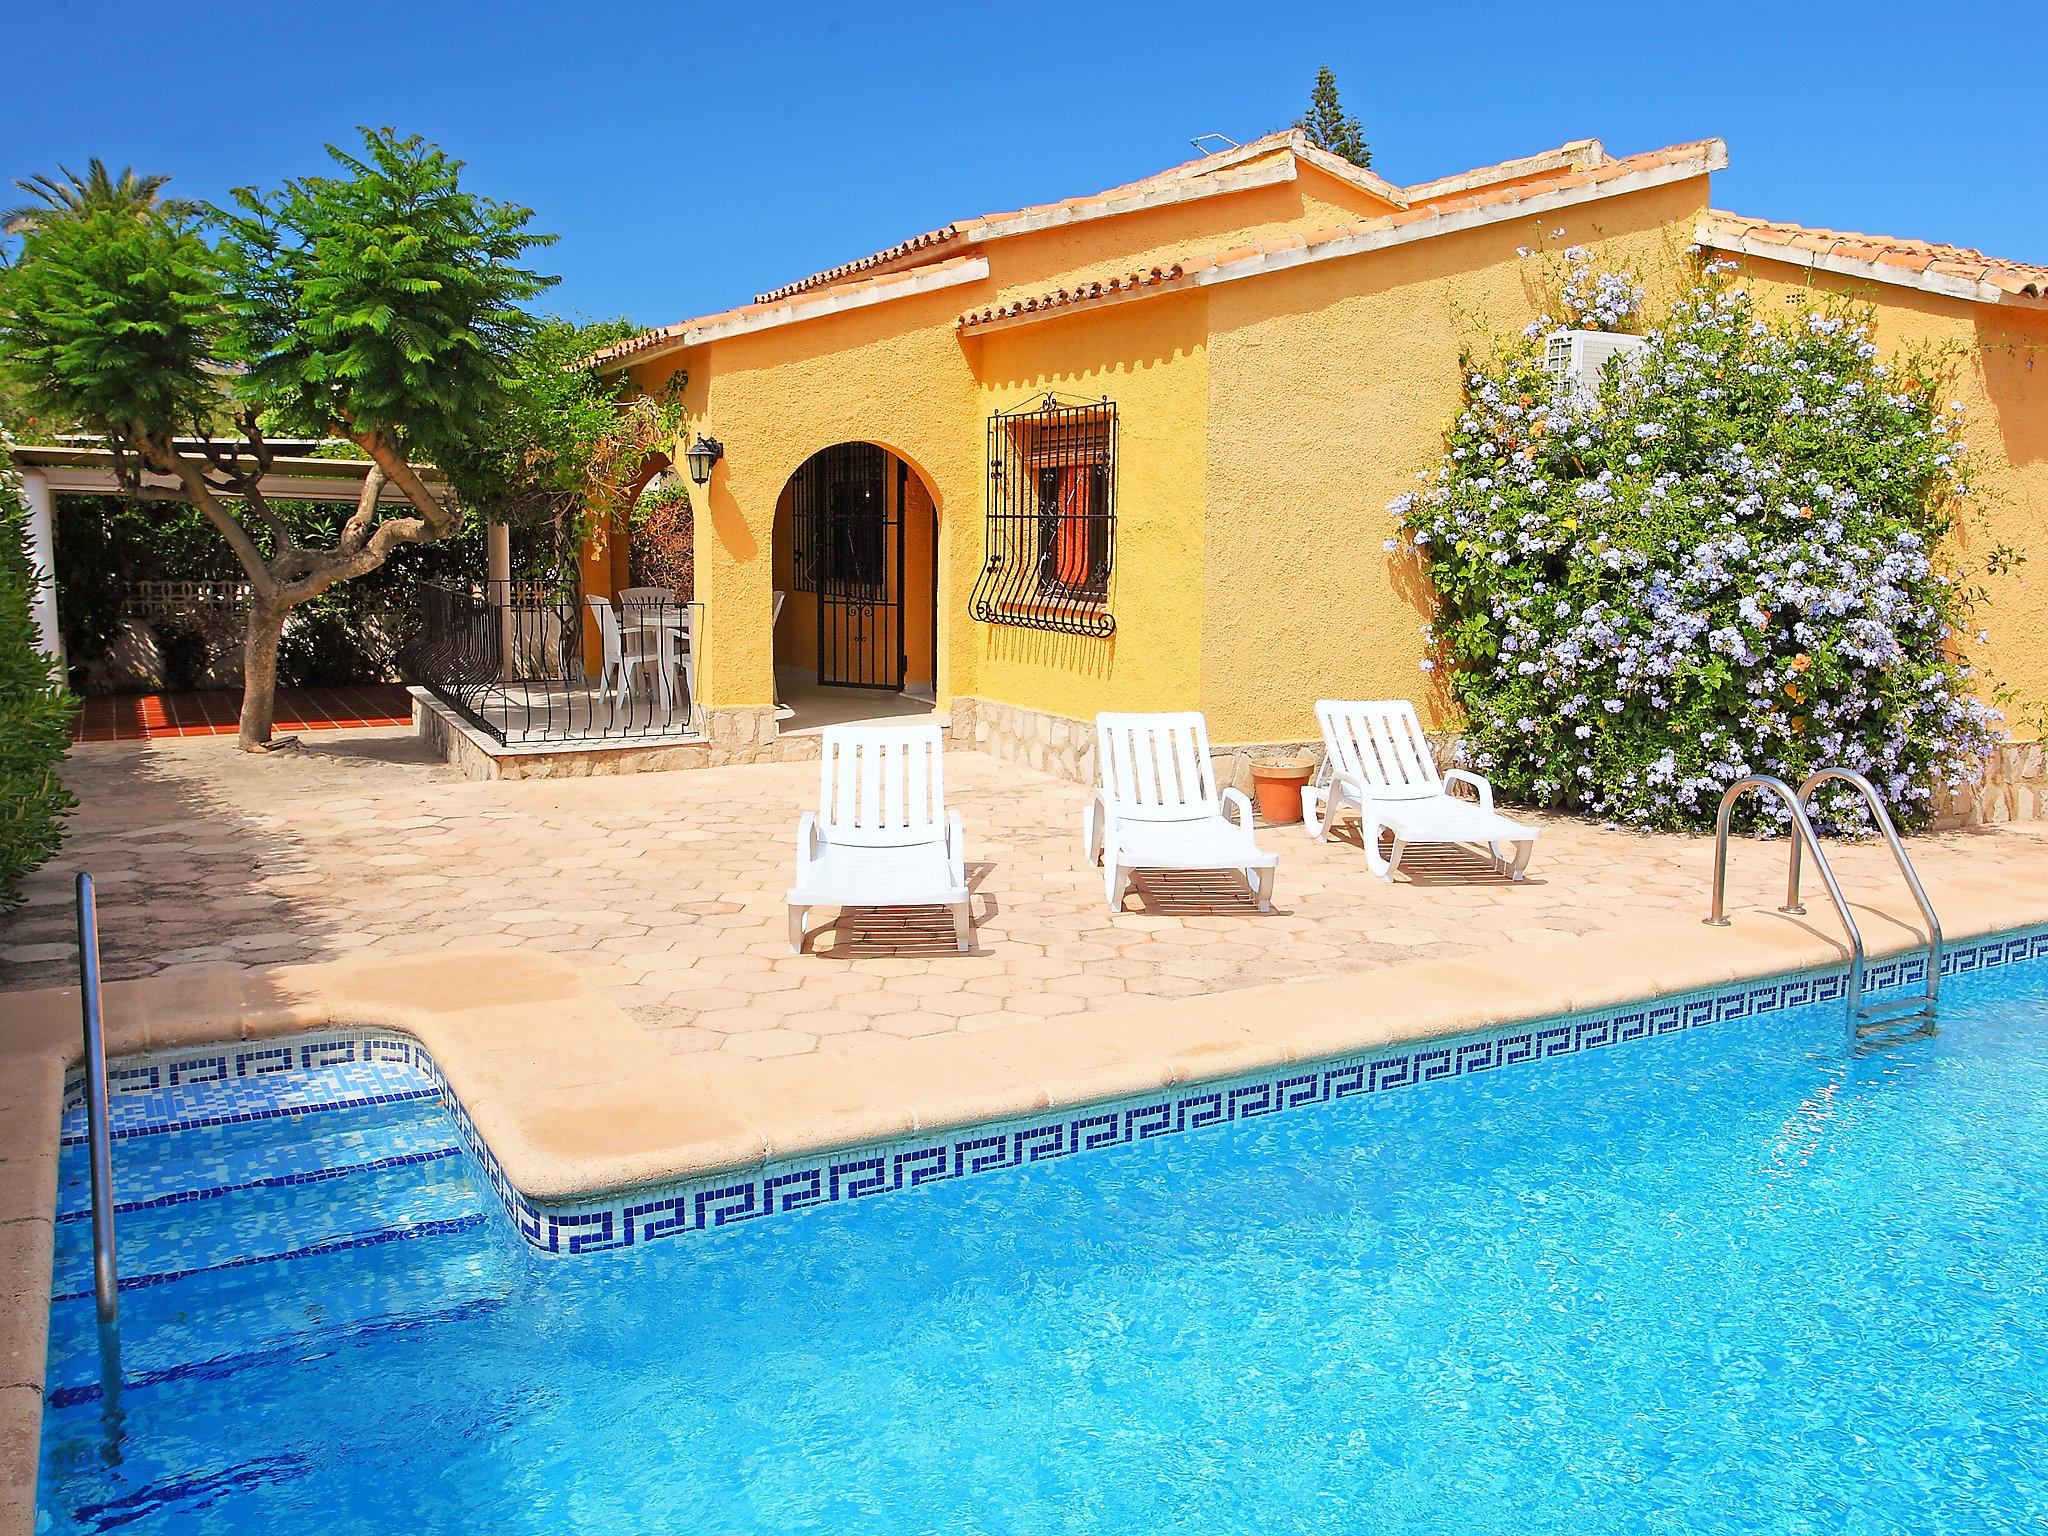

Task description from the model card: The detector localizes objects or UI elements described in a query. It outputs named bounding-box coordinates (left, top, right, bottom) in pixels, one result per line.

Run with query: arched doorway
left=772, top=443, right=936, bottom=697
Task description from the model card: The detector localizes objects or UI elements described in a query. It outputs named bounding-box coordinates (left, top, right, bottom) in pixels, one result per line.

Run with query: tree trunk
left=239, top=598, right=289, bottom=750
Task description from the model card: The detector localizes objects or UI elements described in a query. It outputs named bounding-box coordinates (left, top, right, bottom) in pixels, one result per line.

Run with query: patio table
left=618, top=601, right=695, bottom=711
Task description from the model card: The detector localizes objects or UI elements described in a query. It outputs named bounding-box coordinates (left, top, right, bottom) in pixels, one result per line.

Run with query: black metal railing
left=398, top=580, right=700, bottom=746
left=971, top=393, right=1117, bottom=637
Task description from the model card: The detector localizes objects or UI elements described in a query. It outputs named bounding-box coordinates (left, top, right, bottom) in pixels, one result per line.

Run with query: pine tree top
left=1297, top=65, right=1371, bottom=170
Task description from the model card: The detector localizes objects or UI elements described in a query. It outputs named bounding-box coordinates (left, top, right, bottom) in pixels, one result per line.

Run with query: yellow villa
left=568, top=128, right=2047, bottom=801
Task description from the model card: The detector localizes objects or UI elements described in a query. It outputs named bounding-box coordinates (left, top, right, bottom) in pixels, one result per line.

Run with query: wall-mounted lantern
left=685, top=435, right=725, bottom=487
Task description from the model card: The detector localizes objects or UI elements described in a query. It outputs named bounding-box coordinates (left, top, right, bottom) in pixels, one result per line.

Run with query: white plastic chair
left=1305, top=699, right=1537, bottom=881
left=1083, top=711, right=1277, bottom=913
left=618, top=591, right=695, bottom=714
left=663, top=604, right=696, bottom=715
left=787, top=724, right=970, bottom=954
left=586, top=595, right=673, bottom=708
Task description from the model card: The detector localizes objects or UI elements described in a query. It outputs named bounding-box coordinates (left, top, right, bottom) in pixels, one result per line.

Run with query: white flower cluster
left=1392, top=266, right=1996, bottom=833
left=1522, top=247, right=1646, bottom=339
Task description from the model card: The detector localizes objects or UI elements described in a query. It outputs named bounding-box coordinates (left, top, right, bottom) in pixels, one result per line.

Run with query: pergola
left=7, top=438, right=468, bottom=675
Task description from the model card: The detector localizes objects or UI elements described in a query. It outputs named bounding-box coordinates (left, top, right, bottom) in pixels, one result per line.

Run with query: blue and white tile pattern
left=61, top=928, right=2048, bottom=1260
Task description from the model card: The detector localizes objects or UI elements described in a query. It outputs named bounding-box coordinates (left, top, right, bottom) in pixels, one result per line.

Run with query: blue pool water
left=38, top=959, right=2048, bottom=1534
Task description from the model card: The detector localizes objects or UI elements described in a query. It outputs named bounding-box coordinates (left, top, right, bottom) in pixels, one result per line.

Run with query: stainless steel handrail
left=1792, top=766, right=1941, bottom=1021
left=75, top=872, right=120, bottom=1324
left=1704, top=775, right=1870, bottom=1042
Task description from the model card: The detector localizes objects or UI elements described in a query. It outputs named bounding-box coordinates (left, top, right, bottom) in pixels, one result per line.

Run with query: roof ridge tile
left=957, top=140, right=1723, bottom=334
left=1701, top=210, right=2048, bottom=301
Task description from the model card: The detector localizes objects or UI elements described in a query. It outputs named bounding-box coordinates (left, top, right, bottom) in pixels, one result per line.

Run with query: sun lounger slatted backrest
left=820, top=725, right=948, bottom=847
left=1317, top=700, right=1441, bottom=802
left=1096, top=712, right=1220, bottom=822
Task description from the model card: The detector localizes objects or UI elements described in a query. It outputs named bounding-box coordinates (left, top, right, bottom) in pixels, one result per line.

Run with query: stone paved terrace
left=6, top=728, right=2048, bottom=1072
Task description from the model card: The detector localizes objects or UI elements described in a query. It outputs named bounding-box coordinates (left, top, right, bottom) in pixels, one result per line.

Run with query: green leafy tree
left=439, top=317, right=683, bottom=576
left=0, top=433, right=76, bottom=900
left=1297, top=66, right=1371, bottom=169
left=0, top=128, right=556, bottom=748
left=1, top=159, right=200, bottom=236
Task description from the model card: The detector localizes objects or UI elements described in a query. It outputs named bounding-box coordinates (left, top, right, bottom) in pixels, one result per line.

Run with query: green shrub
left=54, top=492, right=481, bottom=692
left=1395, top=255, right=2001, bottom=834
left=0, top=436, right=78, bottom=900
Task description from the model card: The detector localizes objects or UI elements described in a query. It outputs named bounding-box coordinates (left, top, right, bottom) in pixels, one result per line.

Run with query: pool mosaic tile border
left=62, top=927, right=2048, bottom=1258
left=60, top=1041, right=437, bottom=1141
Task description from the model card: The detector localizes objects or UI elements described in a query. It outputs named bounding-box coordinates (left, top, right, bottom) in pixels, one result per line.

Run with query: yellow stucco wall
left=630, top=286, right=982, bottom=710
left=1716, top=255, right=2048, bottom=733
left=767, top=480, right=812, bottom=672
left=621, top=158, right=1406, bottom=718
left=612, top=158, right=2023, bottom=757
left=902, top=469, right=937, bottom=692
left=1199, top=176, right=1717, bottom=743
left=964, top=292, right=1211, bottom=719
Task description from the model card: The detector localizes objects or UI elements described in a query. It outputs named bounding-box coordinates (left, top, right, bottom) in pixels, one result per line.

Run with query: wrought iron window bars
left=971, top=393, right=1117, bottom=637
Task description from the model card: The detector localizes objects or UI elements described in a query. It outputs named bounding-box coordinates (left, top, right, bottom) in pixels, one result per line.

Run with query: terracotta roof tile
left=608, top=136, right=1728, bottom=361
left=751, top=227, right=962, bottom=305
left=956, top=141, right=1725, bottom=332
left=752, top=131, right=1317, bottom=304
left=584, top=254, right=989, bottom=369
left=1403, top=139, right=1607, bottom=203
left=1701, top=211, right=2048, bottom=301
left=957, top=263, right=1201, bottom=330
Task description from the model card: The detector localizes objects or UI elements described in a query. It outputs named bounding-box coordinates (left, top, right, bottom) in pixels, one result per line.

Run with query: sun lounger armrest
left=946, top=809, right=966, bottom=887
left=1441, top=769, right=1495, bottom=815
left=1332, top=768, right=1385, bottom=819
left=1220, top=786, right=1255, bottom=835
left=795, top=810, right=822, bottom=881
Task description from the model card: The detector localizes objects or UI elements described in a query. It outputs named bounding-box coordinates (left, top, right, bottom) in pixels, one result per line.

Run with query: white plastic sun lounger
left=1304, top=699, right=1536, bottom=882
left=787, top=724, right=970, bottom=954
left=1083, top=711, right=1277, bottom=913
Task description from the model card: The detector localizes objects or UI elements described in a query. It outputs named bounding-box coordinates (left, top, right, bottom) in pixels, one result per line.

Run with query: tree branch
left=350, top=430, right=461, bottom=538
left=239, top=477, right=297, bottom=554
left=276, top=508, right=440, bottom=607
left=193, top=415, right=274, bottom=492
left=135, top=435, right=282, bottom=596
left=339, top=464, right=390, bottom=554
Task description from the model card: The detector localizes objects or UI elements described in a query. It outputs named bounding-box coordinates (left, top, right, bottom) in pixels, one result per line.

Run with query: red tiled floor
left=72, top=685, right=412, bottom=743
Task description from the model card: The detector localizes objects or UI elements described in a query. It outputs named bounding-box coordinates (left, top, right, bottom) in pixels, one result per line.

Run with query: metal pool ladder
left=76, top=872, right=121, bottom=1324
left=1704, top=769, right=1941, bottom=1050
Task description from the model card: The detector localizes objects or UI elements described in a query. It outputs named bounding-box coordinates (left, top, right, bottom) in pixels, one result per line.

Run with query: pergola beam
left=8, top=443, right=441, bottom=507
left=7, top=438, right=462, bottom=688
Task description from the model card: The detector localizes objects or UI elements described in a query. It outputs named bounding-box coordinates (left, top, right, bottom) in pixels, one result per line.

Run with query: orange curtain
left=1056, top=467, right=1090, bottom=585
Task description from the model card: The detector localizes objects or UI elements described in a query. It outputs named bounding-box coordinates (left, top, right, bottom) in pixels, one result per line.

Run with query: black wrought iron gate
left=792, top=443, right=906, bottom=689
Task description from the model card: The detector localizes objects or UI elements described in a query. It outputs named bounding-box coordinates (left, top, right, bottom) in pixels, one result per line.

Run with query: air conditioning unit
left=1543, top=329, right=1648, bottom=401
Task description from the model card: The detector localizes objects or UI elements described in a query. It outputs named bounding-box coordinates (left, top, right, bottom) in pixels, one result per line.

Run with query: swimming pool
left=38, top=944, right=2048, bottom=1533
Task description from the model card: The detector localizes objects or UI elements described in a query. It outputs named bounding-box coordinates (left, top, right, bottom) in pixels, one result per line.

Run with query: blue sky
left=9, top=0, right=2044, bottom=328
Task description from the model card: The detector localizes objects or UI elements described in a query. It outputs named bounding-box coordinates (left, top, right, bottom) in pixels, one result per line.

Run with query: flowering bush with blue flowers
left=1394, top=258, right=2000, bottom=834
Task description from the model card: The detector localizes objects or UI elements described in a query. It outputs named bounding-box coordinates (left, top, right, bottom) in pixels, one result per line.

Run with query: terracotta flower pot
left=1250, top=756, right=1317, bottom=825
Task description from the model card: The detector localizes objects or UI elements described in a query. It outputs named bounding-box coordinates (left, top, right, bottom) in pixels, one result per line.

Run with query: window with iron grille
left=971, top=395, right=1117, bottom=636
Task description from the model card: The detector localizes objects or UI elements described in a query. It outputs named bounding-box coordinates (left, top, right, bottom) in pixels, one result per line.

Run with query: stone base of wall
left=414, top=690, right=713, bottom=781
left=699, top=705, right=785, bottom=766
left=1935, top=741, right=2048, bottom=829
left=950, top=698, right=1098, bottom=782
left=948, top=696, right=1376, bottom=793
left=416, top=694, right=964, bottom=779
